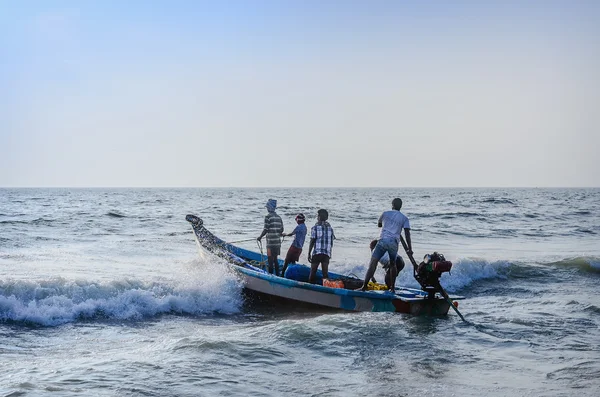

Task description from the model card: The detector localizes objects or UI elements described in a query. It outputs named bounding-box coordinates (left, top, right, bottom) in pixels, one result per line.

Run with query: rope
left=226, top=238, right=257, bottom=245
left=256, top=239, right=267, bottom=271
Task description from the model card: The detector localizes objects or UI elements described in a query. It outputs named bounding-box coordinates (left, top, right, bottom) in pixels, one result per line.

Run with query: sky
left=1, top=1, right=599, bottom=188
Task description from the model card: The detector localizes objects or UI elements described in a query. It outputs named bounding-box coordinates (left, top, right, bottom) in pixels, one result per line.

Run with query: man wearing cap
left=257, top=199, right=284, bottom=275
left=280, top=213, right=307, bottom=278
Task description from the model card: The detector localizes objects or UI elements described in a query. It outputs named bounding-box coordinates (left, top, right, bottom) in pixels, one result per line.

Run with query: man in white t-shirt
left=359, top=198, right=412, bottom=293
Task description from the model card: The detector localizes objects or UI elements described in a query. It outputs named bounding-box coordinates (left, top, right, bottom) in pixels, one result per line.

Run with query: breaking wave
left=345, top=257, right=514, bottom=293
left=548, top=257, right=600, bottom=274
left=403, top=256, right=600, bottom=293
left=0, top=259, right=243, bottom=327
left=432, top=256, right=600, bottom=292
left=432, top=258, right=513, bottom=292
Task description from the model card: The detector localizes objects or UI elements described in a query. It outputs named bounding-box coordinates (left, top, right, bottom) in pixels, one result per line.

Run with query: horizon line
left=1, top=186, right=599, bottom=189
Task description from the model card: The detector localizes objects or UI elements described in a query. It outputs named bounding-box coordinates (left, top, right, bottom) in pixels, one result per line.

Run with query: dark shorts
left=267, top=246, right=281, bottom=256
left=311, top=253, right=330, bottom=266
left=285, top=246, right=302, bottom=263
left=382, top=256, right=405, bottom=272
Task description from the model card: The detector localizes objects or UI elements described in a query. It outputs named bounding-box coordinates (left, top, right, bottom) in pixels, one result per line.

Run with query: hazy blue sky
left=1, top=1, right=599, bottom=187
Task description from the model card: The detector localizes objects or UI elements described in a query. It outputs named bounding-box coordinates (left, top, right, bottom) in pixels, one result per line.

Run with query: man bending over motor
left=369, top=239, right=406, bottom=290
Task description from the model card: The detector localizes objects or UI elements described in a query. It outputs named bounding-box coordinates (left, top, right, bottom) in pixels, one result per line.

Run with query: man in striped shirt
left=307, top=209, right=335, bottom=284
left=257, top=199, right=284, bottom=275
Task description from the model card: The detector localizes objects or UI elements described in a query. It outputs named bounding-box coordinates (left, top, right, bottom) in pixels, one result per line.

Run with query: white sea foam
left=438, top=258, right=512, bottom=292
left=0, top=257, right=243, bottom=326
left=392, top=257, right=511, bottom=292
left=334, top=257, right=511, bottom=293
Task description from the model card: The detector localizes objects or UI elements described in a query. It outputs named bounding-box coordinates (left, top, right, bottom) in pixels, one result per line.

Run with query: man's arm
left=257, top=217, right=268, bottom=240
left=308, top=238, right=315, bottom=261
left=377, top=213, right=383, bottom=228
left=283, top=226, right=297, bottom=237
left=404, top=228, right=413, bottom=255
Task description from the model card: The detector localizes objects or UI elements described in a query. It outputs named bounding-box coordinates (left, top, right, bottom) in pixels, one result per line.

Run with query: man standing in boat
left=307, top=209, right=335, bottom=284
left=280, top=213, right=307, bottom=278
left=359, top=198, right=412, bottom=293
left=257, top=199, right=284, bottom=276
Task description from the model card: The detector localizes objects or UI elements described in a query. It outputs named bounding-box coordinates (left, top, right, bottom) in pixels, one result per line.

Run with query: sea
left=1, top=188, right=599, bottom=397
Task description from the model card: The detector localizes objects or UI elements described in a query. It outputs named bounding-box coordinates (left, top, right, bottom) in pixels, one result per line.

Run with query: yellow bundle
left=367, top=281, right=388, bottom=291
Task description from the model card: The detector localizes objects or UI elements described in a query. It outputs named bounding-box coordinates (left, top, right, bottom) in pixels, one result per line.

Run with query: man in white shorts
left=359, top=198, right=412, bottom=293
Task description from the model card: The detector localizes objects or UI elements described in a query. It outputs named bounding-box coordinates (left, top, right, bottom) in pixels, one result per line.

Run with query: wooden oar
left=437, top=284, right=467, bottom=322
left=399, top=235, right=419, bottom=272
left=399, top=235, right=467, bottom=322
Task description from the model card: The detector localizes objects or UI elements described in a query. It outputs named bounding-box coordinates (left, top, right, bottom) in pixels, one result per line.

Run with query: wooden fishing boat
left=186, top=214, right=464, bottom=315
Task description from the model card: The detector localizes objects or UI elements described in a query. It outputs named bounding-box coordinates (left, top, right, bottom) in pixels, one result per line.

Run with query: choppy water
left=1, top=188, right=599, bottom=396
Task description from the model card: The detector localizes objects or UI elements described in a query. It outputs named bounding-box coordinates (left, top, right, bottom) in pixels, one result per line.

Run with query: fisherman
left=369, top=239, right=406, bottom=290
left=257, top=199, right=284, bottom=275
left=307, top=209, right=335, bottom=284
left=280, top=213, right=307, bottom=278
left=359, top=198, right=412, bottom=293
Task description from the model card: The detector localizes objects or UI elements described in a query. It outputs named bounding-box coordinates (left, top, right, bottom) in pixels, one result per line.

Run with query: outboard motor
left=415, top=252, right=453, bottom=299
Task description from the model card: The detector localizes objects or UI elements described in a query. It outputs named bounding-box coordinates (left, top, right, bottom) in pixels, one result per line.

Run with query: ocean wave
left=31, top=217, right=55, bottom=225
left=34, top=236, right=60, bottom=241
left=522, top=231, right=554, bottom=238
left=413, top=211, right=483, bottom=220
left=0, top=218, right=56, bottom=226
left=355, top=257, right=514, bottom=293
left=424, top=230, right=491, bottom=238
left=547, top=257, right=600, bottom=274
left=436, top=258, right=513, bottom=292
left=439, top=212, right=482, bottom=219
left=573, top=210, right=592, bottom=215
left=0, top=261, right=243, bottom=327
left=166, top=231, right=190, bottom=237
left=0, top=220, right=29, bottom=225
left=583, top=305, right=600, bottom=315
left=424, top=258, right=562, bottom=292
left=574, top=228, right=596, bottom=235
left=480, top=198, right=517, bottom=205
left=106, top=211, right=126, bottom=218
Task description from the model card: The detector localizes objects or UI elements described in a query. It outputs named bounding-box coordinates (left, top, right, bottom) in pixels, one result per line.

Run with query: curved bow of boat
left=185, top=214, right=202, bottom=226
left=186, top=213, right=255, bottom=271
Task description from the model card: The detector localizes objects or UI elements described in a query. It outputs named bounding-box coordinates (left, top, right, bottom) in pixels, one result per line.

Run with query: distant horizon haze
left=1, top=186, right=598, bottom=189
left=2, top=2, right=599, bottom=188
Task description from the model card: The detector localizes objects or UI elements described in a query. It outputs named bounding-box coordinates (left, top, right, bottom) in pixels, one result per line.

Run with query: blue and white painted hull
left=186, top=215, right=462, bottom=315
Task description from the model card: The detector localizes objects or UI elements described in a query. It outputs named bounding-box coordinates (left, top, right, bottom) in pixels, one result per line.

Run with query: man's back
left=379, top=210, right=410, bottom=241
left=291, top=223, right=307, bottom=248
left=264, top=212, right=283, bottom=247
left=311, top=222, right=334, bottom=257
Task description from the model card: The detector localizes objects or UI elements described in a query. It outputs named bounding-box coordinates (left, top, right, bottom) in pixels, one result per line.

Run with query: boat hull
left=237, top=269, right=451, bottom=314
